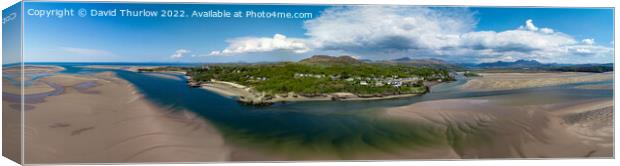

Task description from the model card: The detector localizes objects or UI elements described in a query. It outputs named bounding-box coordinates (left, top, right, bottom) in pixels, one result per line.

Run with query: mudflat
left=462, top=72, right=612, bottom=91
left=382, top=97, right=612, bottom=158
left=18, top=69, right=231, bottom=163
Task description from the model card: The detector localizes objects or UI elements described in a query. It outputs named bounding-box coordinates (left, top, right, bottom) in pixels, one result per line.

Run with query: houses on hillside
left=293, top=72, right=427, bottom=88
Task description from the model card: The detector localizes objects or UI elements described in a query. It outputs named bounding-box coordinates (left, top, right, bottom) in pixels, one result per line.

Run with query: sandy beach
left=142, top=73, right=183, bottom=81
left=462, top=72, right=613, bottom=91
left=383, top=97, right=613, bottom=158
left=82, top=65, right=186, bottom=81
left=15, top=67, right=231, bottom=163
left=80, top=65, right=159, bottom=72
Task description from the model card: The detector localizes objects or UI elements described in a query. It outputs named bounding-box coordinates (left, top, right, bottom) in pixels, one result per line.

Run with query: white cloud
left=170, top=49, right=191, bottom=59
left=209, top=6, right=612, bottom=63
left=540, top=28, right=554, bottom=34
left=302, top=7, right=608, bottom=62
left=60, top=47, right=112, bottom=55
left=520, top=19, right=539, bottom=31
left=518, top=19, right=554, bottom=34
left=460, top=29, right=576, bottom=53
left=304, top=6, right=474, bottom=52
left=565, top=44, right=612, bottom=56
left=582, top=38, right=595, bottom=45
left=209, top=34, right=310, bottom=56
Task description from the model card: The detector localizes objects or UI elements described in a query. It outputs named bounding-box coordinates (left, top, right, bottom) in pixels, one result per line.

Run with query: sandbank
left=462, top=72, right=612, bottom=91
left=80, top=65, right=158, bottom=72
left=18, top=67, right=231, bottom=163
left=382, top=96, right=613, bottom=158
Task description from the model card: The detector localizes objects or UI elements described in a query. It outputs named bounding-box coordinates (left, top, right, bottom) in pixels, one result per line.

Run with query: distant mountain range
left=475, top=59, right=613, bottom=72
left=297, top=55, right=612, bottom=73
left=380, top=57, right=461, bottom=69
left=470, top=59, right=613, bottom=73
left=548, top=63, right=613, bottom=73
left=477, top=59, right=545, bottom=68
left=299, top=55, right=459, bottom=69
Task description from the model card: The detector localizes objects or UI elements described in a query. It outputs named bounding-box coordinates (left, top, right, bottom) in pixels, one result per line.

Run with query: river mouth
left=119, top=72, right=449, bottom=159
left=15, top=63, right=614, bottom=160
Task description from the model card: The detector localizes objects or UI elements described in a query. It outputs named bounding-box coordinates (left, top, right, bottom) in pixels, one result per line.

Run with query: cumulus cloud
left=209, top=34, right=310, bottom=56
left=302, top=7, right=610, bottom=62
left=540, top=28, right=554, bottom=34
left=460, top=30, right=575, bottom=53
left=520, top=19, right=539, bottom=31
left=60, top=47, right=113, bottom=55
left=519, top=19, right=555, bottom=34
left=304, top=6, right=475, bottom=52
left=171, top=49, right=191, bottom=59
left=566, top=44, right=612, bottom=56
left=582, top=38, right=595, bottom=45
left=209, top=6, right=612, bottom=63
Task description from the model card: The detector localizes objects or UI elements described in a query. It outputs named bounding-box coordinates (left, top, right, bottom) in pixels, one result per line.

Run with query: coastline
left=17, top=67, right=231, bottom=163
left=197, top=79, right=427, bottom=105
left=142, top=72, right=183, bottom=80
left=80, top=65, right=160, bottom=72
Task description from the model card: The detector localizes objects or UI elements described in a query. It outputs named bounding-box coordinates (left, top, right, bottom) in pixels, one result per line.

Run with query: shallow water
left=15, top=63, right=615, bottom=159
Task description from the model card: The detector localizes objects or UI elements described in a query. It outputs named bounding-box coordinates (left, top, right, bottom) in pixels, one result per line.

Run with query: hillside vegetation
left=187, top=56, right=453, bottom=96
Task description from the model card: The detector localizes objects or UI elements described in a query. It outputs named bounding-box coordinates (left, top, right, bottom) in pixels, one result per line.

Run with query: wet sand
left=18, top=70, right=231, bottom=163
left=2, top=65, right=64, bottom=74
left=2, top=67, right=23, bottom=162
left=2, top=65, right=65, bottom=95
left=383, top=97, right=613, bottom=158
left=462, top=72, right=613, bottom=91
left=80, top=65, right=157, bottom=72
left=554, top=100, right=613, bottom=148
left=142, top=73, right=182, bottom=81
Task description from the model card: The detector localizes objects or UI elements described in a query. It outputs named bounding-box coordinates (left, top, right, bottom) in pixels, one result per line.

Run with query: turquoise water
left=22, top=63, right=615, bottom=159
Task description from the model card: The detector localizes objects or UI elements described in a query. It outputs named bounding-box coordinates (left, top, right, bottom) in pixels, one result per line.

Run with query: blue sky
left=2, top=2, right=21, bottom=65
left=474, top=8, right=613, bottom=43
left=23, top=2, right=614, bottom=64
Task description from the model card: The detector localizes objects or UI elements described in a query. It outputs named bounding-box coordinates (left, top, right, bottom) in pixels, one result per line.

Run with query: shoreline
left=86, top=66, right=435, bottom=105
left=197, top=79, right=428, bottom=105
left=80, top=65, right=161, bottom=72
